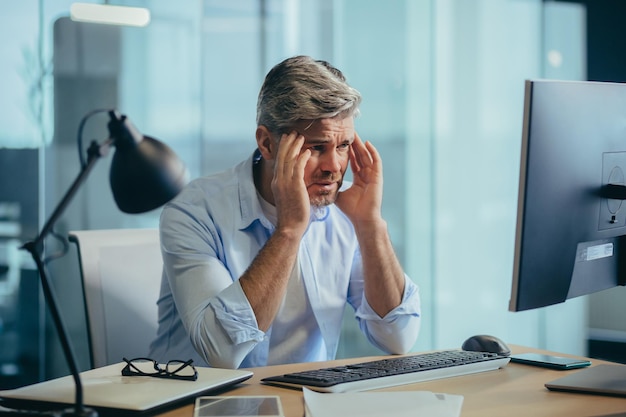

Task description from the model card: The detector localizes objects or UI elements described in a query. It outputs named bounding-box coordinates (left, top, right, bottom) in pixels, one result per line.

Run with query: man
left=149, top=55, right=421, bottom=369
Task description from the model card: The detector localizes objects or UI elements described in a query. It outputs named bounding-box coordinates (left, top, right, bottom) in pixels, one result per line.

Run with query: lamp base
left=0, top=405, right=98, bottom=417
left=58, top=406, right=98, bottom=417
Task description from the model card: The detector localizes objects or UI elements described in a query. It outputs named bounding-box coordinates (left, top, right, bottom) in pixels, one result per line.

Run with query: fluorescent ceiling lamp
left=70, top=3, right=150, bottom=27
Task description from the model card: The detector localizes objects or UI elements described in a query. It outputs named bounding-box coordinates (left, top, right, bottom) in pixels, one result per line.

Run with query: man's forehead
left=301, top=134, right=354, bottom=144
left=294, top=118, right=355, bottom=142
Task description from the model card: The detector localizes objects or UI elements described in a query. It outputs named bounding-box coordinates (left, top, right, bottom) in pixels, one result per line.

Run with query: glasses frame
left=121, top=357, right=198, bottom=381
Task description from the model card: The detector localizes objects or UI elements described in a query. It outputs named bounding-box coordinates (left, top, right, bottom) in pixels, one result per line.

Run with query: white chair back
left=69, top=228, right=161, bottom=368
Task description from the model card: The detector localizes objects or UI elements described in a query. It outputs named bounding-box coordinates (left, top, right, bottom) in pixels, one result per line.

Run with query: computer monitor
left=509, top=79, right=626, bottom=312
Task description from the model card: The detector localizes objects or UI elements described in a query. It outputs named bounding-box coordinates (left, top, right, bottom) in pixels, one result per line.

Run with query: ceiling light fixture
left=70, top=3, right=150, bottom=27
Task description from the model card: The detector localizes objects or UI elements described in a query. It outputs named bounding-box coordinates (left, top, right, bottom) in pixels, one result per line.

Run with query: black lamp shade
left=108, top=111, right=188, bottom=213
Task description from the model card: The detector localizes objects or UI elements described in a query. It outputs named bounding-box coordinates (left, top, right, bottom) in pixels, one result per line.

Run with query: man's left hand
left=335, top=132, right=384, bottom=225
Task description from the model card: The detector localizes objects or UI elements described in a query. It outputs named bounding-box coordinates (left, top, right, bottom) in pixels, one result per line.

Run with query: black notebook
left=546, top=364, right=626, bottom=397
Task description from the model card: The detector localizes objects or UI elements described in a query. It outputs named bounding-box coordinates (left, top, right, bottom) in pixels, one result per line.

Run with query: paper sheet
left=303, top=388, right=463, bottom=417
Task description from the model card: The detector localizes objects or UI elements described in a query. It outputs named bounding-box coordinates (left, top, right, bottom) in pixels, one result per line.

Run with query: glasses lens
left=129, top=359, right=159, bottom=375
left=166, top=360, right=196, bottom=377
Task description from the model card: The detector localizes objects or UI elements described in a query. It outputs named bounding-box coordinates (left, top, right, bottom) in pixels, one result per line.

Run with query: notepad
left=0, top=362, right=253, bottom=414
left=303, top=387, right=464, bottom=417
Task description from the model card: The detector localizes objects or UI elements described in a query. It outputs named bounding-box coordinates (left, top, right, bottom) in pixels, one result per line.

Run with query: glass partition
left=0, top=0, right=591, bottom=384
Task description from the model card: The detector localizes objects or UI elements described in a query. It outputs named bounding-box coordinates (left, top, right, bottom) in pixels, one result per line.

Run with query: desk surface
left=159, top=346, right=626, bottom=417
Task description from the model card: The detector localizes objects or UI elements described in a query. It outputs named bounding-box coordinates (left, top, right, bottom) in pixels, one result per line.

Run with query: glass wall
left=0, top=0, right=591, bottom=384
left=428, top=0, right=586, bottom=355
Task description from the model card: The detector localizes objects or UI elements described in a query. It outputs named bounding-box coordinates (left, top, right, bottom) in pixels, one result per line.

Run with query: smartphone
left=194, top=396, right=284, bottom=417
left=510, top=353, right=591, bottom=370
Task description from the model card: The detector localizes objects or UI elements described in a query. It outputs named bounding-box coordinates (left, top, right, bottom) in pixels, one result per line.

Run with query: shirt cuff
left=355, top=278, right=421, bottom=321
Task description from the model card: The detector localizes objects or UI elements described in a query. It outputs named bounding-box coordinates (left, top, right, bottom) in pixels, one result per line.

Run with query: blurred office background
left=1, top=0, right=626, bottom=388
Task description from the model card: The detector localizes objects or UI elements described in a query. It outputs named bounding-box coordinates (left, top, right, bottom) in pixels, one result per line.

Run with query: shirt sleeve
left=352, top=274, right=422, bottom=354
left=160, top=204, right=266, bottom=369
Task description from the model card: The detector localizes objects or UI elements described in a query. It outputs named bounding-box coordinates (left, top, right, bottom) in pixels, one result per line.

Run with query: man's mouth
left=310, top=181, right=336, bottom=191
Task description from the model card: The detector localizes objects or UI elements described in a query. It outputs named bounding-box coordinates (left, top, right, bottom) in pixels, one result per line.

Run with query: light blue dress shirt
left=149, top=151, right=421, bottom=369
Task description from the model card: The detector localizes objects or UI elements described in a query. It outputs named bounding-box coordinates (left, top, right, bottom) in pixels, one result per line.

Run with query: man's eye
left=338, top=143, right=350, bottom=150
left=310, top=145, right=325, bottom=152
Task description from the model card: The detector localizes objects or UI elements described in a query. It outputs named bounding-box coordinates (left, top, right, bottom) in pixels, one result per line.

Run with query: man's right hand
left=271, top=131, right=311, bottom=238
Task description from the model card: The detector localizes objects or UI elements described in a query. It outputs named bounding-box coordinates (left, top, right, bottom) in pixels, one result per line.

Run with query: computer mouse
left=461, top=334, right=511, bottom=356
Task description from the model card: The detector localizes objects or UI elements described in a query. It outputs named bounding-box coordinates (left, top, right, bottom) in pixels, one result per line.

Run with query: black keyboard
left=262, top=349, right=510, bottom=393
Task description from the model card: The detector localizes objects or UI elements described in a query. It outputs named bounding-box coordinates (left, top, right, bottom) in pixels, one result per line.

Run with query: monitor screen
left=509, top=79, right=626, bottom=312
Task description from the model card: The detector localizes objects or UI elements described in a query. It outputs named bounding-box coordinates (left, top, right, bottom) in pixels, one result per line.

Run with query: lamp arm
left=33, top=139, right=112, bottom=250
left=20, top=138, right=111, bottom=417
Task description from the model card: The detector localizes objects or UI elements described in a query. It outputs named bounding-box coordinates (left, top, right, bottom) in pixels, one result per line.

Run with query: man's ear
left=256, top=126, right=275, bottom=160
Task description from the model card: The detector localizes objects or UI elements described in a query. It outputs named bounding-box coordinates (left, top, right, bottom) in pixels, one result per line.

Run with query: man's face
left=284, top=117, right=355, bottom=207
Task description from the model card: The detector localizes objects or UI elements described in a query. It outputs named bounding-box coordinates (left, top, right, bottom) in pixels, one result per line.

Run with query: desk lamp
left=20, top=109, right=188, bottom=417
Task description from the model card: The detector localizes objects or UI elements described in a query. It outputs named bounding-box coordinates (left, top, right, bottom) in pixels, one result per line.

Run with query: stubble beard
left=309, top=176, right=343, bottom=208
left=310, top=191, right=336, bottom=208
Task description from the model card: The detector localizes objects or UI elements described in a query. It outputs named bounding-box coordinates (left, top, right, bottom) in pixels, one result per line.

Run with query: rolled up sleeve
left=188, top=281, right=266, bottom=369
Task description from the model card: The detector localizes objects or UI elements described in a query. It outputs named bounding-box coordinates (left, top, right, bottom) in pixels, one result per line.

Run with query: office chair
left=69, top=228, right=161, bottom=369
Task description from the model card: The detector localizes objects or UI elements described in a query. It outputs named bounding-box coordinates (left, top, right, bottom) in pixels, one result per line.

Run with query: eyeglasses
left=121, top=357, right=198, bottom=381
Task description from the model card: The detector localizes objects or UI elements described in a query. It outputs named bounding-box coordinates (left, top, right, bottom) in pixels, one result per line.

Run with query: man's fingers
left=364, top=140, right=380, bottom=165
left=351, top=133, right=376, bottom=173
left=276, top=131, right=305, bottom=178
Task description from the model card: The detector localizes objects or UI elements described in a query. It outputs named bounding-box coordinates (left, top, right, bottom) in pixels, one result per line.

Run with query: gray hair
left=256, top=55, right=362, bottom=134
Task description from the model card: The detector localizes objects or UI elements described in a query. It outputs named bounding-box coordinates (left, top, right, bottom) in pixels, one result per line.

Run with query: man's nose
left=320, top=150, right=342, bottom=173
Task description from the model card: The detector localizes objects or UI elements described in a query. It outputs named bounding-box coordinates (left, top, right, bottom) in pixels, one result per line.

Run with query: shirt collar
left=237, top=150, right=270, bottom=230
